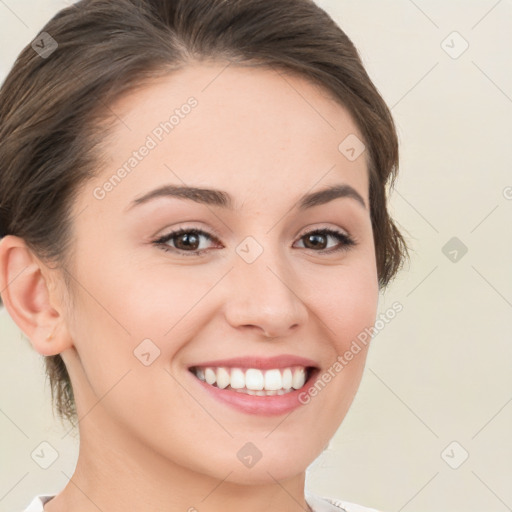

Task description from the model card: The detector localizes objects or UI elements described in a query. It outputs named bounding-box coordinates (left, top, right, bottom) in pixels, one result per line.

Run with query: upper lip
left=189, top=354, right=319, bottom=370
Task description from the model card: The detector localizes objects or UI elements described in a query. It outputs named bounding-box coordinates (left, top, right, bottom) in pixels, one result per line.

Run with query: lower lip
left=188, top=369, right=318, bottom=416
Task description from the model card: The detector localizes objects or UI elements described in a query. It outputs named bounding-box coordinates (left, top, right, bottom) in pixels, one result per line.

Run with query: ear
left=0, top=235, right=73, bottom=356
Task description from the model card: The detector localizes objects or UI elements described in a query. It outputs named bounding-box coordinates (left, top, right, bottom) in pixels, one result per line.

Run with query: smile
left=189, top=366, right=312, bottom=396
left=186, top=355, right=320, bottom=415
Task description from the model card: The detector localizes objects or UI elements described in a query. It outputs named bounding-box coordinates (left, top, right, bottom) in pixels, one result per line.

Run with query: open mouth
left=189, top=365, right=317, bottom=396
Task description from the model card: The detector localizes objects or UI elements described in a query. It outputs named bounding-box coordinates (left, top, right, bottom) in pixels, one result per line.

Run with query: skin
left=0, top=62, right=379, bottom=512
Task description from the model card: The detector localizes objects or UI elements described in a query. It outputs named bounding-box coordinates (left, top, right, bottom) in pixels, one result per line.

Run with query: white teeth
left=245, top=369, right=264, bottom=390
left=191, top=365, right=311, bottom=394
left=264, top=369, right=282, bottom=390
left=292, top=367, right=306, bottom=389
left=205, top=368, right=216, bottom=385
left=196, top=367, right=205, bottom=381
left=230, top=368, right=245, bottom=389
left=282, top=368, right=293, bottom=389
left=216, top=367, right=230, bottom=389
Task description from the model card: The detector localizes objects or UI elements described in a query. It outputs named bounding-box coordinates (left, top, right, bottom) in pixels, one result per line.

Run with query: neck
left=46, top=409, right=311, bottom=512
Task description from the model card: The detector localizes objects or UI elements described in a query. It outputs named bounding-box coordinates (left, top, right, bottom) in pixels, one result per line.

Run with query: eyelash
left=152, top=226, right=357, bottom=257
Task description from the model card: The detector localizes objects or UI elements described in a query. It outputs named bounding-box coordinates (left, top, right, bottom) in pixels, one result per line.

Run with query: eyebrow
left=127, top=183, right=366, bottom=212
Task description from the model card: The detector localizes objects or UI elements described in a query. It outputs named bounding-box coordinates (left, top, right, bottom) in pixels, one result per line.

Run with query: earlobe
left=0, top=235, right=72, bottom=356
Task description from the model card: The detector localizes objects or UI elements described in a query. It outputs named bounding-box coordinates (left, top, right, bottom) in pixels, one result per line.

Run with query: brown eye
left=154, top=228, right=219, bottom=256
left=174, top=232, right=200, bottom=250
left=296, top=228, right=356, bottom=253
left=153, top=227, right=356, bottom=257
left=302, top=232, right=328, bottom=250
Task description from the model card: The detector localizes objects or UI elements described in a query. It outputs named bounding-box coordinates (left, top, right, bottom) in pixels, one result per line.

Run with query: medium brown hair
left=0, top=0, right=409, bottom=427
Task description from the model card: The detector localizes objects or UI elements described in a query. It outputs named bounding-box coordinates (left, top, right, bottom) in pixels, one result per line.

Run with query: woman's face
left=60, top=62, right=378, bottom=483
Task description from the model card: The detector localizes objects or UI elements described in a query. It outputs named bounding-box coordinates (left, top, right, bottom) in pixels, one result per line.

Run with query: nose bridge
left=223, top=235, right=308, bottom=337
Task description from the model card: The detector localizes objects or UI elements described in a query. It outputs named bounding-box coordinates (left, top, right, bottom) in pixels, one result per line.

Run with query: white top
left=22, top=492, right=382, bottom=512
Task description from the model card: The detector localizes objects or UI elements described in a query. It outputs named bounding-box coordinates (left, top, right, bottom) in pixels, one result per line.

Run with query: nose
left=223, top=249, right=309, bottom=339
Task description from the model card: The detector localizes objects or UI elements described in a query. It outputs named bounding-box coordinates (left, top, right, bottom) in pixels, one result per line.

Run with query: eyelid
left=155, top=222, right=353, bottom=243
left=296, top=223, right=350, bottom=239
left=153, top=222, right=224, bottom=243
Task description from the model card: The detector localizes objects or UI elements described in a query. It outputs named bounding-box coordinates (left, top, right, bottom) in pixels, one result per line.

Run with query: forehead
left=84, top=62, right=369, bottom=213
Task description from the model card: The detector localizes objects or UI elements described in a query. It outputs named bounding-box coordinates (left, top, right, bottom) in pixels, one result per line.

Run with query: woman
left=0, top=0, right=408, bottom=511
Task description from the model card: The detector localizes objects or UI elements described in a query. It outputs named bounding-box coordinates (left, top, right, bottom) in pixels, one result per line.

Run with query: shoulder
left=306, top=491, right=383, bottom=512
left=22, top=495, right=55, bottom=512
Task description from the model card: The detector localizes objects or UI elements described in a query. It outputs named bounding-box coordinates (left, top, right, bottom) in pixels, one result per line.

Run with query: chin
left=209, top=441, right=321, bottom=485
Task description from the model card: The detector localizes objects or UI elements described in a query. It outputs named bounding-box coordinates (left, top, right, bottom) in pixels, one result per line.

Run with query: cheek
left=65, top=255, right=215, bottom=402
left=312, top=252, right=379, bottom=349
left=301, top=249, right=378, bottom=408
left=330, top=277, right=378, bottom=350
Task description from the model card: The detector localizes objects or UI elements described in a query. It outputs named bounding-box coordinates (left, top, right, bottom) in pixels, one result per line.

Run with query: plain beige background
left=1, top=1, right=511, bottom=511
